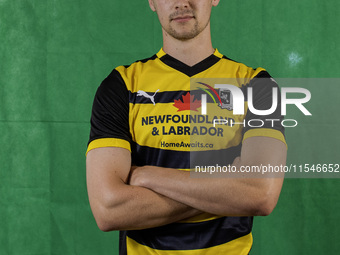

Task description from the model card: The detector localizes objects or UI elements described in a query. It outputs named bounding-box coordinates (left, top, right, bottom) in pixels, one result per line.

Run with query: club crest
left=218, top=88, right=233, bottom=110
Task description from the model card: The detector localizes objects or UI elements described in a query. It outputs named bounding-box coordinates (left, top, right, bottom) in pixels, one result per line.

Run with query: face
left=149, top=0, right=220, bottom=41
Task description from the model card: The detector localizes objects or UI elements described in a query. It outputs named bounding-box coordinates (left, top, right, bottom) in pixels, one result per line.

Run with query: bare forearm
left=131, top=137, right=286, bottom=216
left=91, top=183, right=201, bottom=231
left=137, top=168, right=282, bottom=216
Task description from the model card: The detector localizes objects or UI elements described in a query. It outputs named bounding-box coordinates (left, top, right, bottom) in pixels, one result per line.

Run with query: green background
left=1, top=0, right=339, bottom=254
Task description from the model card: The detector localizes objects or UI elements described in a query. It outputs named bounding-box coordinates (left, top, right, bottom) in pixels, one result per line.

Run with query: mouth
left=171, top=15, right=194, bottom=22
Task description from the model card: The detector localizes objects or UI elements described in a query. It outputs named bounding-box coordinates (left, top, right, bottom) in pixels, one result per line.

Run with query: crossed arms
left=86, top=136, right=286, bottom=232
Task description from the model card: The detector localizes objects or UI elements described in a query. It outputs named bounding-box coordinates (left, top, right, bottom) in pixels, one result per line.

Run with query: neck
left=162, top=23, right=215, bottom=66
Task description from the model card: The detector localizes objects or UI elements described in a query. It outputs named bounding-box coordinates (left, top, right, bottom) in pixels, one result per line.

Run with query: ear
left=148, top=0, right=156, bottom=12
left=212, top=0, right=220, bottom=7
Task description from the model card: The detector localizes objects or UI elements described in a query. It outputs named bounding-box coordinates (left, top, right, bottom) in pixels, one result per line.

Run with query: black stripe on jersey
left=130, top=88, right=249, bottom=105
left=130, top=90, right=214, bottom=104
left=159, top=54, right=221, bottom=77
left=242, top=71, right=285, bottom=136
left=125, top=216, right=253, bottom=250
left=88, top=69, right=132, bottom=146
left=119, top=231, right=127, bottom=255
left=243, top=70, right=273, bottom=101
left=130, top=90, right=188, bottom=104
left=131, top=143, right=241, bottom=168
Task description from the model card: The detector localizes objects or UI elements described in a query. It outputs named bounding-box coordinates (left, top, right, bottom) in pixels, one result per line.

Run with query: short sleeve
left=242, top=71, right=286, bottom=146
left=86, top=69, right=132, bottom=155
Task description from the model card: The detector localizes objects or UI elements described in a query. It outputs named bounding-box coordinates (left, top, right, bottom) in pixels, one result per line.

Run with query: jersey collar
left=156, top=48, right=223, bottom=77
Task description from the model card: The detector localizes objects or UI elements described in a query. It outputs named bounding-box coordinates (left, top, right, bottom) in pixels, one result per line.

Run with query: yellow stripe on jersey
left=156, top=48, right=167, bottom=58
left=86, top=138, right=131, bottom=155
left=178, top=212, right=223, bottom=223
left=126, top=233, right=253, bottom=255
left=213, top=48, right=224, bottom=59
left=251, top=67, right=266, bottom=78
left=243, top=128, right=287, bottom=147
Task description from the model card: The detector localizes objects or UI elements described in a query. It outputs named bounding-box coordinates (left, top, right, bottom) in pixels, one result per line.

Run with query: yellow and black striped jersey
left=87, top=49, right=286, bottom=255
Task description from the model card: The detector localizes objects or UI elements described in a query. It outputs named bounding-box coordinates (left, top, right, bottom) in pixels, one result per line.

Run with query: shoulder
left=98, top=53, right=157, bottom=92
left=216, top=50, right=269, bottom=79
left=115, top=54, right=158, bottom=77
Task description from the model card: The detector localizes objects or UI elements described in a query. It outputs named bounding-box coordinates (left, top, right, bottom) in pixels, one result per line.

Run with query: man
left=86, top=0, right=287, bottom=254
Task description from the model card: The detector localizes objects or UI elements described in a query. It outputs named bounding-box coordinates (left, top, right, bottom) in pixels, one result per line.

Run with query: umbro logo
left=137, top=89, right=159, bottom=105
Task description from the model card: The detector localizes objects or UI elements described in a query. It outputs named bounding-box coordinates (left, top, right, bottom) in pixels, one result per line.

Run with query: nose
left=175, top=0, right=190, bottom=10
